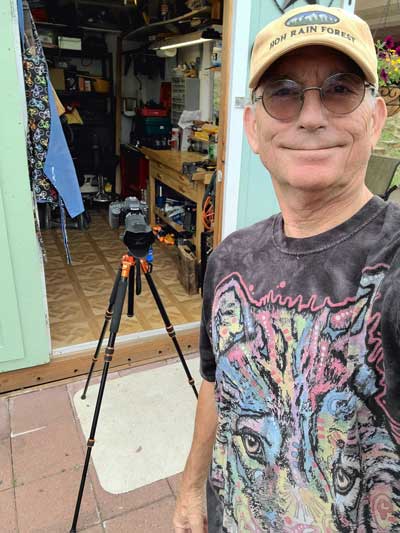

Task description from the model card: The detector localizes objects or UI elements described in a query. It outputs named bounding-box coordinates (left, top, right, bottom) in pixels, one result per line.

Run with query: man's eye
left=333, top=84, right=350, bottom=94
left=325, top=83, right=355, bottom=96
left=271, top=87, right=299, bottom=98
left=241, top=430, right=265, bottom=462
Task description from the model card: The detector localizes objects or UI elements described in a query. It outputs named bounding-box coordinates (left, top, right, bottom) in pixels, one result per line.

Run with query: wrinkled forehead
left=259, top=45, right=363, bottom=84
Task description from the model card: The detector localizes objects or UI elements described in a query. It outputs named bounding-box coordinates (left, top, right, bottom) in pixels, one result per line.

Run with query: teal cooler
left=135, top=116, right=172, bottom=149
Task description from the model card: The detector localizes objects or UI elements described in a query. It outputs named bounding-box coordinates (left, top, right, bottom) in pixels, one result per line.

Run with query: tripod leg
left=143, top=267, right=198, bottom=398
left=127, top=264, right=135, bottom=317
left=81, top=266, right=122, bottom=400
left=135, top=261, right=142, bottom=295
left=70, top=354, right=111, bottom=533
left=71, top=268, right=129, bottom=533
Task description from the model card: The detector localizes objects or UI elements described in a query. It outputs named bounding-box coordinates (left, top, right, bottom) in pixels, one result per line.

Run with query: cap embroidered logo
left=285, top=11, right=340, bottom=27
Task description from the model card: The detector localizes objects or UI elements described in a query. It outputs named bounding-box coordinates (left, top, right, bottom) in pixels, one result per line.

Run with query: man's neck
left=276, top=185, right=373, bottom=239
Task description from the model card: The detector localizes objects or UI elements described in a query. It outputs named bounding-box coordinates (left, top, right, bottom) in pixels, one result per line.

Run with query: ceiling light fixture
left=150, top=28, right=221, bottom=51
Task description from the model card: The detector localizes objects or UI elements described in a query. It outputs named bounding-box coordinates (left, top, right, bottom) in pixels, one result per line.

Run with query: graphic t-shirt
left=200, top=196, right=400, bottom=532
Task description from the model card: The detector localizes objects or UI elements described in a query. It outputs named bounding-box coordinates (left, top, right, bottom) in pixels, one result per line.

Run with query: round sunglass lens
left=262, top=80, right=302, bottom=120
left=321, top=73, right=365, bottom=114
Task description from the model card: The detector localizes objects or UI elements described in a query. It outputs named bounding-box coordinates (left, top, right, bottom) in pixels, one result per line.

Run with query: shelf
left=123, top=6, right=211, bottom=40
left=43, top=47, right=110, bottom=60
left=36, top=20, right=121, bottom=34
left=56, top=91, right=112, bottom=97
left=155, top=207, right=186, bottom=233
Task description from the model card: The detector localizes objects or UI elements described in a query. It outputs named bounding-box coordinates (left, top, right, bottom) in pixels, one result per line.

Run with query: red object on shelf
left=160, top=82, right=171, bottom=112
left=137, top=106, right=168, bottom=117
left=120, top=145, right=149, bottom=199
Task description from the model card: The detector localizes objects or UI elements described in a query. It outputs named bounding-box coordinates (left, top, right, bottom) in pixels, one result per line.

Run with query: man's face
left=244, top=46, right=386, bottom=195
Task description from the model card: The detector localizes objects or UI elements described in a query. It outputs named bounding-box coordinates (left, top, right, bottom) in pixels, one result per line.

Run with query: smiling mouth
left=285, top=146, right=342, bottom=151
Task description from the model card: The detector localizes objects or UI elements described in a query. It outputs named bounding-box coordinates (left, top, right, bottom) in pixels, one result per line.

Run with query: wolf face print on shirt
left=209, top=265, right=400, bottom=532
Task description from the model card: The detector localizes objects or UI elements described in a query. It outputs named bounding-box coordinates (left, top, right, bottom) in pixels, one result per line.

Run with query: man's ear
left=370, top=96, right=387, bottom=151
left=243, top=105, right=260, bottom=154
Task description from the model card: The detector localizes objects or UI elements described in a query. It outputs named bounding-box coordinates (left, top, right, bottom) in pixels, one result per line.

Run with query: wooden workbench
left=139, top=147, right=212, bottom=262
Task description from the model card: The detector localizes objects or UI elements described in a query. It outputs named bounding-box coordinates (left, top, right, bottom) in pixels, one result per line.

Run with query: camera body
left=109, top=197, right=154, bottom=257
left=109, top=196, right=149, bottom=229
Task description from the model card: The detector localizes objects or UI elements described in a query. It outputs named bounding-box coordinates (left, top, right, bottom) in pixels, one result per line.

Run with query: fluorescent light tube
left=159, top=37, right=212, bottom=50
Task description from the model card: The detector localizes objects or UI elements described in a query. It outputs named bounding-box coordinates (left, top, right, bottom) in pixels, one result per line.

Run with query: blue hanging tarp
left=44, top=82, right=84, bottom=218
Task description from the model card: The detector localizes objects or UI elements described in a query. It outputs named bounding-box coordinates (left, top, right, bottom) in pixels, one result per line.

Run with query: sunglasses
left=253, top=73, right=376, bottom=121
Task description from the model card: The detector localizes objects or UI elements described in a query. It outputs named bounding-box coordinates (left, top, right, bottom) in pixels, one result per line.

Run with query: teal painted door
left=236, top=0, right=344, bottom=229
left=0, top=0, right=50, bottom=372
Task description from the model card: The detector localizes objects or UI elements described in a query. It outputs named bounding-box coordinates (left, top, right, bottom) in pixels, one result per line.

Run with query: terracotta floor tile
left=89, top=463, right=173, bottom=522
left=0, top=396, right=10, bottom=440
left=0, top=438, right=13, bottom=492
left=12, top=418, right=84, bottom=486
left=10, top=385, right=72, bottom=434
left=103, top=496, right=176, bottom=532
left=81, top=525, right=104, bottom=533
left=0, top=488, right=17, bottom=532
left=15, top=468, right=99, bottom=533
left=167, top=472, right=183, bottom=497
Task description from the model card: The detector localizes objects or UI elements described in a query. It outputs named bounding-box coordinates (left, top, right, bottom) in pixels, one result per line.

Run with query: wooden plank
left=140, top=147, right=207, bottom=174
left=153, top=166, right=198, bottom=202
left=214, top=0, right=233, bottom=247
left=155, top=207, right=185, bottom=233
left=192, top=171, right=212, bottom=185
left=0, top=328, right=200, bottom=394
left=143, top=149, right=207, bottom=262
left=149, top=162, right=156, bottom=226
left=211, top=0, right=223, bottom=20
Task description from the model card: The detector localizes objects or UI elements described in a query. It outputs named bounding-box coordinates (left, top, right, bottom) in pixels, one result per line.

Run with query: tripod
left=70, top=251, right=198, bottom=533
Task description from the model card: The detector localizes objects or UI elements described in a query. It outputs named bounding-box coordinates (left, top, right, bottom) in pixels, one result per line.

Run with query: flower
left=376, top=37, right=400, bottom=87
left=384, top=35, right=395, bottom=49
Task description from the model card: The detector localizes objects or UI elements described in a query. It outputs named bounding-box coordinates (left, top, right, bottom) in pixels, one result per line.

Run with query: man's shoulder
left=378, top=199, right=400, bottom=244
left=213, top=216, right=276, bottom=261
left=385, top=198, right=400, bottom=220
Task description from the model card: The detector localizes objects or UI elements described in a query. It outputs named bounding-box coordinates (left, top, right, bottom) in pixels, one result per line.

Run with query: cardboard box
left=176, top=245, right=198, bottom=295
left=49, top=68, right=65, bottom=91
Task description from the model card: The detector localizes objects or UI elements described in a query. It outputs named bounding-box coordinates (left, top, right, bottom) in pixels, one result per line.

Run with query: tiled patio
left=0, top=358, right=195, bottom=533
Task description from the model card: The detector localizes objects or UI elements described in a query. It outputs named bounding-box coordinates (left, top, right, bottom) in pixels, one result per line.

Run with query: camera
left=109, top=197, right=154, bottom=258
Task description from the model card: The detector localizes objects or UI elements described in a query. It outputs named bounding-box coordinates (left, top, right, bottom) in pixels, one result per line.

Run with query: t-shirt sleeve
left=381, top=249, right=400, bottom=422
left=199, top=252, right=217, bottom=382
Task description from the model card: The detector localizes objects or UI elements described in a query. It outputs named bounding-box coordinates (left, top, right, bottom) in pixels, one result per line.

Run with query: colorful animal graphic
left=210, top=267, right=400, bottom=532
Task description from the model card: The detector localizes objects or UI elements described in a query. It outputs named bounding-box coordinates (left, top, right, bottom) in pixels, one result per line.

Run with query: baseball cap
left=249, top=6, right=378, bottom=90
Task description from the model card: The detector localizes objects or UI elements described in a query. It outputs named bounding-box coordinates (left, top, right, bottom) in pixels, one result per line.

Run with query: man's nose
left=297, top=88, right=328, bottom=130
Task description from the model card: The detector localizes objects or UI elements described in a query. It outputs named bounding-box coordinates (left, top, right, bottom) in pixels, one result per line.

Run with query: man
left=174, top=5, right=400, bottom=532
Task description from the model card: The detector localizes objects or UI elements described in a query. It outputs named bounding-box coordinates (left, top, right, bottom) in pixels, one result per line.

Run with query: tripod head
left=123, top=217, right=155, bottom=259
left=108, top=197, right=154, bottom=258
